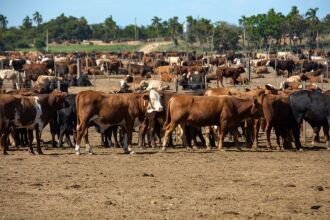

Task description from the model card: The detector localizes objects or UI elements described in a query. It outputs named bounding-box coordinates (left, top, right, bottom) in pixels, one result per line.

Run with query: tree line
left=0, top=6, right=329, bottom=52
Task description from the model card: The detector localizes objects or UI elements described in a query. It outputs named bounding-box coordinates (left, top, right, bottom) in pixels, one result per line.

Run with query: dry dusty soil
left=1, top=69, right=330, bottom=219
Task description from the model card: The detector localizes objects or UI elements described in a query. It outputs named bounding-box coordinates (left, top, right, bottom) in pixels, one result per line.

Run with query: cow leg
left=35, top=127, right=43, bottom=155
left=75, top=119, right=89, bottom=155
left=65, top=132, right=74, bottom=148
left=59, top=125, right=67, bottom=147
left=323, top=124, right=329, bottom=144
left=327, top=117, right=330, bottom=150
left=196, top=128, right=206, bottom=148
left=162, top=122, right=178, bottom=152
left=84, top=129, right=92, bottom=154
left=265, top=122, right=273, bottom=150
left=218, top=122, right=228, bottom=151
left=252, top=119, right=260, bottom=150
left=0, top=131, right=9, bottom=155
left=113, top=127, right=121, bottom=148
left=274, top=127, right=281, bottom=150
left=204, top=127, right=212, bottom=150
left=292, top=123, right=302, bottom=151
left=138, top=120, right=148, bottom=148
left=27, top=129, right=34, bottom=155
left=312, top=126, right=321, bottom=145
left=182, top=125, right=192, bottom=150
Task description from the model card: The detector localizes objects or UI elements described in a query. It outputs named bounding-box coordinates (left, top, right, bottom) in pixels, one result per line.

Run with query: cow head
left=143, top=89, right=163, bottom=113
left=251, top=97, right=264, bottom=118
left=48, top=90, right=69, bottom=109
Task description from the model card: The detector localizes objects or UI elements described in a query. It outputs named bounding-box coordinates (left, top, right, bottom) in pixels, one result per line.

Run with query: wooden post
left=204, top=74, right=208, bottom=89
left=86, top=55, right=89, bottom=69
left=327, top=61, right=329, bottom=79
left=0, top=59, right=3, bottom=69
left=93, top=73, right=96, bottom=89
left=54, top=56, right=57, bottom=76
left=173, top=76, right=178, bottom=92
left=303, top=81, right=306, bottom=144
left=77, top=58, right=80, bottom=79
left=248, top=57, right=251, bottom=82
left=274, top=58, right=277, bottom=87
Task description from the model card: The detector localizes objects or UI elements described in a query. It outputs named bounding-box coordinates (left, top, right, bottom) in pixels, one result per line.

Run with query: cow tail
left=75, top=93, right=81, bottom=129
left=164, top=98, right=173, bottom=129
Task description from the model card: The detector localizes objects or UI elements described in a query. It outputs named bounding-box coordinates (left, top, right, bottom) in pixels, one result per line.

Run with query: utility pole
left=46, top=29, right=49, bottom=52
left=211, top=24, right=215, bottom=52
left=134, top=17, right=138, bottom=42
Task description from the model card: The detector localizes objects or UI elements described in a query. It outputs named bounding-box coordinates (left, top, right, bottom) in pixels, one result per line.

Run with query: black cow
left=178, top=73, right=206, bottom=90
left=10, top=59, right=26, bottom=71
left=56, top=94, right=77, bottom=147
left=69, top=74, right=92, bottom=87
left=302, top=61, right=324, bottom=73
left=289, top=90, right=330, bottom=150
left=268, top=59, right=295, bottom=77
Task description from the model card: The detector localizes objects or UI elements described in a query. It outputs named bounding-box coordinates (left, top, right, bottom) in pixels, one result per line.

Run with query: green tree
left=238, top=15, right=247, bottom=47
left=168, top=16, right=182, bottom=45
left=104, top=15, right=118, bottom=41
left=33, top=11, right=43, bottom=26
left=151, top=16, right=162, bottom=39
left=35, top=38, right=46, bottom=50
left=213, top=21, right=240, bottom=51
left=286, top=6, right=306, bottom=47
left=305, top=7, right=320, bottom=47
left=22, top=16, right=32, bottom=29
left=0, top=14, right=8, bottom=29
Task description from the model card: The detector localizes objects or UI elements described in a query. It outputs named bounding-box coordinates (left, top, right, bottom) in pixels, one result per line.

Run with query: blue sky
left=0, top=0, right=329, bottom=27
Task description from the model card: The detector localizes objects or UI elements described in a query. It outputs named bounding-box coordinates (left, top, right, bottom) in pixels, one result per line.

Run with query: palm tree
left=151, top=16, right=162, bottom=39
left=305, top=8, right=319, bottom=47
left=22, top=16, right=32, bottom=29
left=33, top=11, right=43, bottom=26
left=238, top=15, right=247, bottom=47
left=0, top=14, right=8, bottom=29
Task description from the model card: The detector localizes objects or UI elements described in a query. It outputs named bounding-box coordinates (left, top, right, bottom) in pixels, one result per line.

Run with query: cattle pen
left=0, top=49, right=330, bottom=220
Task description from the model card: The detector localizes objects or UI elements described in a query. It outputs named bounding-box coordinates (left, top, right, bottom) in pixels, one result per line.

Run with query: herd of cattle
left=0, top=48, right=329, bottom=155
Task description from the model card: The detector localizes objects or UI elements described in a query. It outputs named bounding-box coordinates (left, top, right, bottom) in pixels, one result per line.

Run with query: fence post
left=274, top=58, right=277, bottom=87
left=205, top=74, right=208, bottom=89
left=327, top=61, right=329, bottom=79
left=248, top=57, right=251, bottom=82
left=0, top=59, right=3, bottom=69
left=16, top=71, right=20, bottom=90
left=173, top=76, right=178, bottom=92
left=303, top=81, right=306, bottom=145
left=77, top=58, right=80, bottom=79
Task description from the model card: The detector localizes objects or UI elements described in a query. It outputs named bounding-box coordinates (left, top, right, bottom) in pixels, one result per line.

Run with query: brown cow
left=256, top=93, right=300, bottom=150
left=161, top=95, right=262, bottom=151
left=0, top=90, right=68, bottom=155
left=75, top=89, right=163, bottom=155
left=216, top=66, right=245, bottom=87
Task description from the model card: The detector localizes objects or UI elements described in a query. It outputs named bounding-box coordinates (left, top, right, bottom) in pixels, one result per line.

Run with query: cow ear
left=143, top=94, right=149, bottom=100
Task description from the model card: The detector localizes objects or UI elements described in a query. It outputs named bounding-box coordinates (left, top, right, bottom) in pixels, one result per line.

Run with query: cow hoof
left=37, top=151, right=43, bottom=155
left=206, top=147, right=211, bottom=151
left=75, top=151, right=80, bottom=156
left=161, top=147, right=166, bottom=152
left=130, top=151, right=135, bottom=155
left=29, top=151, right=35, bottom=155
left=298, top=148, right=304, bottom=152
left=2, top=152, right=9, bottom=156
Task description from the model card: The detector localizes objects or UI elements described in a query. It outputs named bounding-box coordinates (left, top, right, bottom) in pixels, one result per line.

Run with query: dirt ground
left=1, top=68, right=330, bottom=219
